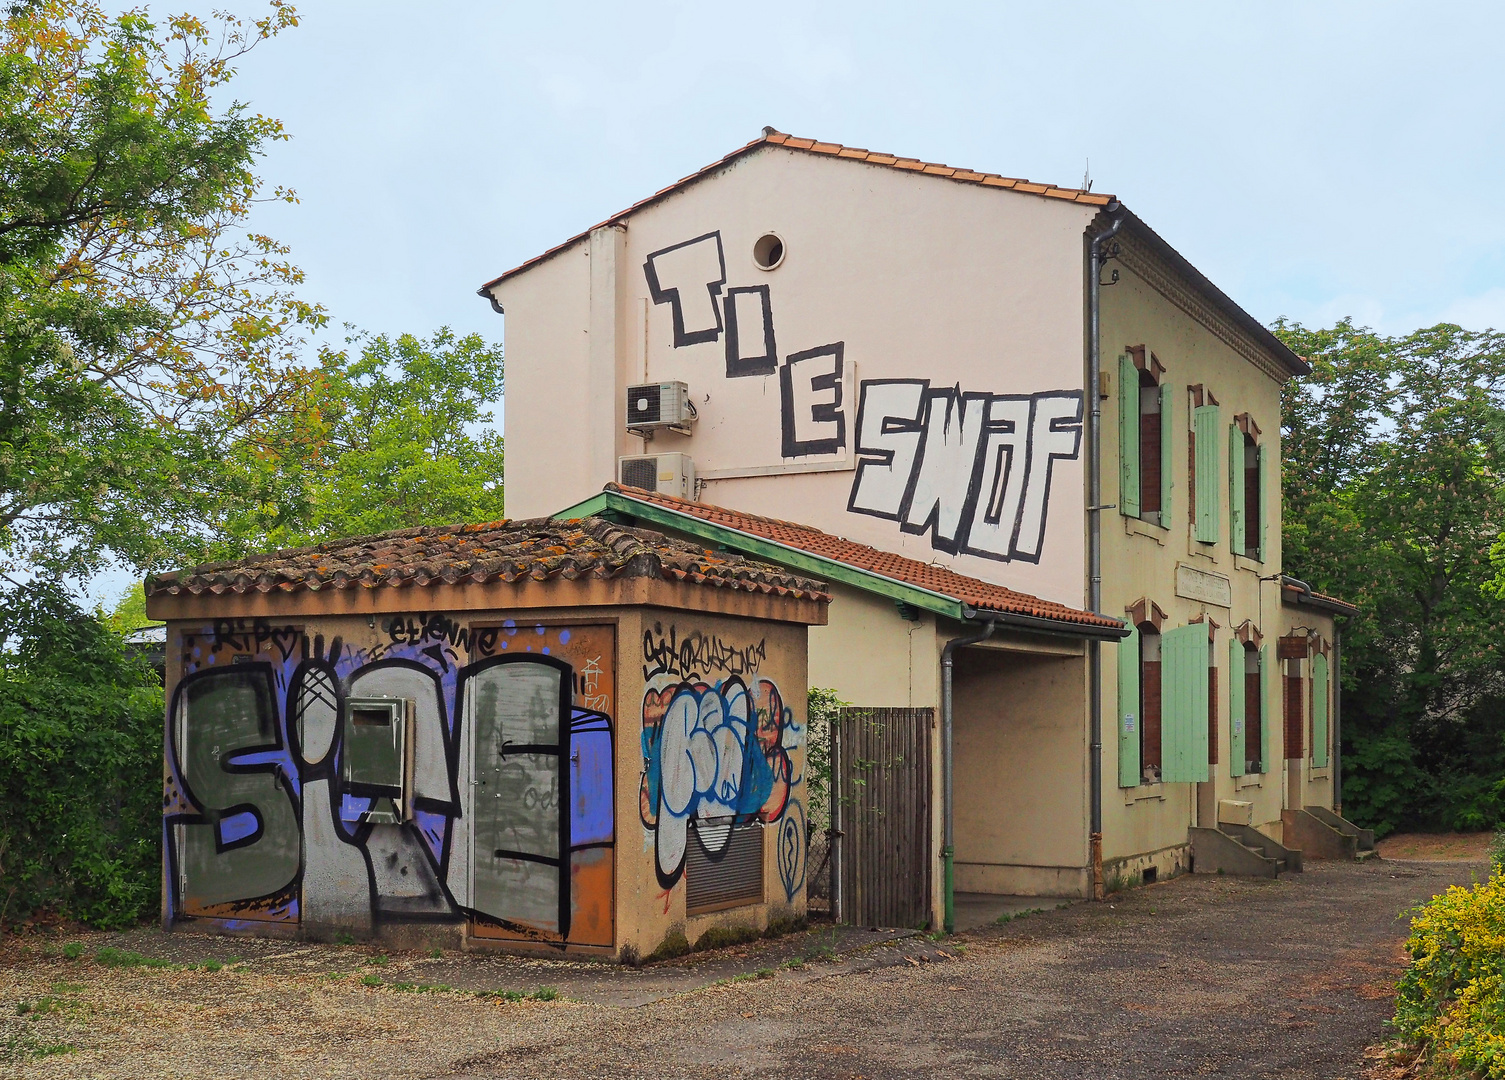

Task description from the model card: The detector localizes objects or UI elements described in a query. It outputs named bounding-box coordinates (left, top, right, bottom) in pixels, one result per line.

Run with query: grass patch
left=333, top=933, right=356, bottom=946
left=360, top=975, right=382, bottom=987
left=693, top=924, right=761, bottom=952
left=428, top=948, right=442, bottom=959
left=995, top=907, right=1045, bottom=926
left=50, top=982, right=84, bottom=994
left=16, top=996, right=65, bottom=1015
left=61, top=942, right=84, bottom=960
left=95, top=947, right=175, bottom=969
left=0, top=1030, right=75, bottom=1061
left=648, top=929, right=690, bottom=962
left=476, top=987, right=560, bottom=1002
left=366, top=954, right=388, bottom=967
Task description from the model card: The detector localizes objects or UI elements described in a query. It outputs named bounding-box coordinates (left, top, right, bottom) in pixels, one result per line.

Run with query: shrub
left=1393, top=869, right=1505, bottom=1075
left=0, top=585, right=164, bottom=928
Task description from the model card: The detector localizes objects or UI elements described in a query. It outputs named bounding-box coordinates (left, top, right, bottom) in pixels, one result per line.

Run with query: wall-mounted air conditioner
left=619, top=452, right=696, bottom=500
left=626, top=381, right=694, bottom=435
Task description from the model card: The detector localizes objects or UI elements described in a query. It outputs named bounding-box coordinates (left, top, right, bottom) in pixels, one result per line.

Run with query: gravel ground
left=0, top=857, right=1481, bottom=1079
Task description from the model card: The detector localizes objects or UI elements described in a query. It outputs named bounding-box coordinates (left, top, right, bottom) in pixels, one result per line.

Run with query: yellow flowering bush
left=1394, top=871, right=1505, bottom=1076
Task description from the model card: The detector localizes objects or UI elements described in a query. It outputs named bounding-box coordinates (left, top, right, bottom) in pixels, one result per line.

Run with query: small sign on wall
left=1174, top=564, right=1233, bottom=608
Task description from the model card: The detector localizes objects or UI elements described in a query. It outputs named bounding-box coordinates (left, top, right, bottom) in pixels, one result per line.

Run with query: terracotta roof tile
left=479, top=129, right=1116, bottom=290
left=597, top=484, right=1121, bottom=632
left=147, top=517, right=828, bottom=604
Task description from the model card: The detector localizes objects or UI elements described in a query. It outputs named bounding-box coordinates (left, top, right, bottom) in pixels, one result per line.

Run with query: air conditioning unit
left=619, top=452, right=695, bottom=499
left=626, top=381, right=694, bottom=434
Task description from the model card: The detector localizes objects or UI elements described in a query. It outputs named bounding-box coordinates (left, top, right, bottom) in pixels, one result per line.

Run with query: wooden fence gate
left=835, top=706, right=933, bottom=929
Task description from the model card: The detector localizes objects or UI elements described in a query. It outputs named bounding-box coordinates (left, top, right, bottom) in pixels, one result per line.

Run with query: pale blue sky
left=92, top=0, right=1505, bottom=605
left=227, top=0, right=1505, bottom=347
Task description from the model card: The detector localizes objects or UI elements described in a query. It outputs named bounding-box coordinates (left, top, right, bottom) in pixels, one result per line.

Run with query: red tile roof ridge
left=147, top=515, right=829, bottom=604
left=599, top=483, right=1120, bottom=631
left=479, top=129, right=1116, bottom=291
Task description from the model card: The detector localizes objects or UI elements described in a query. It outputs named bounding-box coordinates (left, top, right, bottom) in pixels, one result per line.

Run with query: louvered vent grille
left=619, top=456, right=659, bottom=492
left=686, top=822, right=764, bottom=914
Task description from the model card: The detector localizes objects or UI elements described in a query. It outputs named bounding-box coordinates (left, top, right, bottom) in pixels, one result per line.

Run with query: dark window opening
left=1284, top=659, right=1304, bottom=760
left=1142, top=866, right=1158, bottom=884
left=1140, top=626, right=1162, bottom=783
left=1243, top=434, right=1260, bottom=559
left=1207, top=661, right=1219, bottom=766
left=1244, top=644, right=1263, bottom=773
left=1139, top=372, right=1162, bottom=517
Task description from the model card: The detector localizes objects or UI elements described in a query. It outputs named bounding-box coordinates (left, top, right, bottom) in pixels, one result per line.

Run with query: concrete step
left=1283, top=808, right=1365, bottom=861
left=1190, top=827, right=1282, bottom=878
left=1220, top=822, right=1304, bottom=872
left=1303, top=806, right=1377, bottom=853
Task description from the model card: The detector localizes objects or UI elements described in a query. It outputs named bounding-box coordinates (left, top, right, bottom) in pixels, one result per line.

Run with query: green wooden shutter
left=1194, top=405, right=1220, bottom=543
left=1259, top=643, right=1271, bottom=773
left=1119, top=353, right=1140, bottom=519
left=1256, top=441, right=1268, bottom=562
left=1229, top=425, right=1244, bottom=555
left=1159, top=383, right=1174, bottom=529
left=1229, top=638, right=1245, bottom=778
left=1118, top=627, right=1140, bottom=787
left=1160, top=624, right=1209, bottom=784
left=1312, top=652, right=1330, bottom=768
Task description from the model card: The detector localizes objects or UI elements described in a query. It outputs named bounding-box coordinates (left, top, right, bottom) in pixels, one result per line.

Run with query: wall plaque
left=1175, top=564, right=1233, bottom=608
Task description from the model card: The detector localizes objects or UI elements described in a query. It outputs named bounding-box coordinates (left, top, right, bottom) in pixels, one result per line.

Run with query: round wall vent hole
left=753, top=233, right=784, bottom=270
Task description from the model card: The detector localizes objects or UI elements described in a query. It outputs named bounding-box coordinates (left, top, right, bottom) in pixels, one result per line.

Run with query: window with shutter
left=1258, top=644, right=1271, bottom=773
left=1141, top=628, right=1162, bottom=783
left=1244, top=436, right=1261, bottom=560
left=1118, top=627, right=1141, bottom=787
left=1208, top=661, right=1219, bottom=767
left=1229, top=424, right=1245, bottom=555
left=1312, top=653, right=1330, bottom=768
left=1140, top=379, right=1162, bottom=518
left=1194, top=405, right=1220, bottom=543
left=1256, top=440, right=1268, bottom=563
left=1119, top=353, right=1140, bottom=520
left=1229, top=639, right=1246, bottom=778
left=1160, top=624, right=1209, bottom=784
left=1159, top=384, right=1173, bottom=529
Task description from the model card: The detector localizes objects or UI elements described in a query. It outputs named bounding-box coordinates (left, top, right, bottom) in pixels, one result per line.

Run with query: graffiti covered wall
left=635, top=619, right=808, bottom=912
left=163, top=615, right=616, bottom=949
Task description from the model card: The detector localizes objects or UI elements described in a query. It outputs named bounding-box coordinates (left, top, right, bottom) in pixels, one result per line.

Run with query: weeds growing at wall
left=1391, top=838, right=1505, bottom=1076
left=0, top=585, right=164, bottom=928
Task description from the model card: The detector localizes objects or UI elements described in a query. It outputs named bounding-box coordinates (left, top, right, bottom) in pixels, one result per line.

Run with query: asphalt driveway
left=0, top=857, right=1481, bottom=1079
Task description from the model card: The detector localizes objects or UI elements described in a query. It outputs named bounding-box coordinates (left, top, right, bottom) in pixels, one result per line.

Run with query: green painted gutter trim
left=556, top=491, right=1128, bottom=640
left=555, top=491, right=968, bottom=621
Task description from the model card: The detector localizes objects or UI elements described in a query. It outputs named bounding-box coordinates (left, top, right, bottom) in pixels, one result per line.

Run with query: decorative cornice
left=1116, top=237, right=1290, bottom=384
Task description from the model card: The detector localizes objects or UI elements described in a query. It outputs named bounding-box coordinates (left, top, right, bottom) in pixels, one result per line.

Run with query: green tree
left=0, top=584, right=163, bottom=927
left=217, top=327, right=505, bottom=551
left=1276, top=319, right=1505, bottom=834
left=0, top=0, right=322, bottom=581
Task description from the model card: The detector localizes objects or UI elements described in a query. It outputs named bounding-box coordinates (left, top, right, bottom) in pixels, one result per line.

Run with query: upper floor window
left=1230, top=414, right=1266, bottom=561
left=1188, top=386, right=1220, bottom=544
left=1119, top=346, right=1171, bottom=528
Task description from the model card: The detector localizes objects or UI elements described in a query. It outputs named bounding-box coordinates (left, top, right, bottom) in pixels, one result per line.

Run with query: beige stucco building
left=481, top=131, right=1364, bottom=928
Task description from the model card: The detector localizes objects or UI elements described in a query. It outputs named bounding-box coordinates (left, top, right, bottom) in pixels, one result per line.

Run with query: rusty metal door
left=836, top=707, right=933, bottom=929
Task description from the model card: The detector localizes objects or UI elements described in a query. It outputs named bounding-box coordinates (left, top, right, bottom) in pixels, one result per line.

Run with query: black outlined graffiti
left=780, top=342, right=846, bottom=458
left=642, top=622, right=767, bottom=681
left=847, top=379, right=1083, bottom=563
left=644, top=232, right=726, bottom=347
left=723, top=284, right=777, bottom=377
left=166, top=626, right=616, bottom=947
